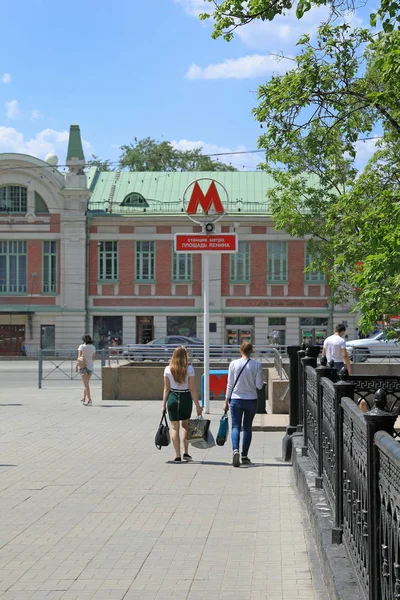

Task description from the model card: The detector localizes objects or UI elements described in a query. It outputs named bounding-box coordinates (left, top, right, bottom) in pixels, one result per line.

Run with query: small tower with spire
left=65, top=124, right=87, bottom=189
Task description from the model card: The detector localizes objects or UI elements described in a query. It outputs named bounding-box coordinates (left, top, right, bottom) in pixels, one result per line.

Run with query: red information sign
left=174, top=233, right=237, bottom=253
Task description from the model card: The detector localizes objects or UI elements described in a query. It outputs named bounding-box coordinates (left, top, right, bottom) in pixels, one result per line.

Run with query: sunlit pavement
left=0, top=369, right=328, bottom=600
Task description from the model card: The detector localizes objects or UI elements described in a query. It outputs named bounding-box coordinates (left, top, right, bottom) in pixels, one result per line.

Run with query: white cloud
left=0, top=73, right=11, bottom=84
left=0, top=126, right=93, bottom=163
left=354, top=136, right=379, bottom=169
left=5, top=99, right=21, bottom=119
left=171, top=138, right=261, bottom=170
left=174, top=0, right=210, bottom=16
left=31, top=109, right=43, bottom=120
left=186, top=53, right=293, bottom=79
left=235, top=6, right=330, bottom=50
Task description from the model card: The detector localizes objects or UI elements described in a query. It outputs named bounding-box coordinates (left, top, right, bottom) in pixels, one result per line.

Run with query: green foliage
left=203, top=0, right=400, bottom=40
left=87, top=155, right=114, bottom=171
left=119, top=137, right=236, bottom=172
left=254, top=24, right=400, bottom=331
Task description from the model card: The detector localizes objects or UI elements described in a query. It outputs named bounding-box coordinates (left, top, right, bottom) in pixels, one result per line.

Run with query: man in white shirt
left=322, top=323, right=352, bottom=374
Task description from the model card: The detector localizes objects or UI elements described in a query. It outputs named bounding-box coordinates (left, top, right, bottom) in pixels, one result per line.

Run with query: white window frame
left=0, top=186, right=28, bottom=213
left=99, top=241, right=118, bottom=281
left=230, top=241, right=250, bottom=283
left=267, top=241, right=288, bottom=283
left=43, top=241, right=57, bottom=293
left=0, top=241, right=27, bottom=293
left=136, top=241, right=155, bottom=282
left=172, top=250, right=192, bottom=282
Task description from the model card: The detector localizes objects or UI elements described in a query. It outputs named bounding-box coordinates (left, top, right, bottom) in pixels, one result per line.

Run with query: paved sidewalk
left=0, top=382, right=327, bottom=600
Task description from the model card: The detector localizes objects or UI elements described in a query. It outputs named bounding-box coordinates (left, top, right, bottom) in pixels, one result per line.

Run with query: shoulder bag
left=227, top=358, right=250, bottom=403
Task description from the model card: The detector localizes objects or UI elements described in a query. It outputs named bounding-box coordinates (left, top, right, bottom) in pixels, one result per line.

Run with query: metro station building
left=0, top=125, right=356, bottom=354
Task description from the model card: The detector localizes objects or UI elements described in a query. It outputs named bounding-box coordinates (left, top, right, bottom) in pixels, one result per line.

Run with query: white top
left=226, top=357, right=263, bottom=400
left=323, top=334, right=346, bottom=363
left=164, top=364, right=195, bottom=389
left=78, top=343, right=96, bottom=371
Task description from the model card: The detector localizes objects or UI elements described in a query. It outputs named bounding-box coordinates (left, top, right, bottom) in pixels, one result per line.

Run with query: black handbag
left=187, top=416, right=211, bottom=441
left=155, top=414, right=171, bottom=450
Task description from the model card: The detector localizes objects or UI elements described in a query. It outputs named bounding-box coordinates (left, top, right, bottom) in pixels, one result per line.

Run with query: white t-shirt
left=78, top=343, right=96, bottom=371
left=323, top=334, right=346, bottom=363
left=164, top=365, right=195, bottom=390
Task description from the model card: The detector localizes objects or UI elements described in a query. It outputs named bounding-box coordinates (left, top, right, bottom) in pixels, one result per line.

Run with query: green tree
left=87, top=155, right=114, bottom=171
left=203, top=3, right=400, bottom=331
left=200, top=0, right=400, bottom=39
left=119, top=137, right=236, bottom=172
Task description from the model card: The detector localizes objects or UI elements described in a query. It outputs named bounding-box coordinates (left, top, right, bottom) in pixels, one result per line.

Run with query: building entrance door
left=226, top=327, right=253, bottom=346
left=136, top=316, right=154, bottom=344
left=299, top=318, right=328, bottom=345
left=0, top=325, right=26, bottom=355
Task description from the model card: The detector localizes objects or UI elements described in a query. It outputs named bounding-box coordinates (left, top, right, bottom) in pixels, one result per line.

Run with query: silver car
left=346, top=332, right=400, bottom=362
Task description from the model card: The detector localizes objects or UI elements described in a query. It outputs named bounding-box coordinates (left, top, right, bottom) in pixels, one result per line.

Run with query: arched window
left=0, top=186, right=27, bottom=213
left=35, top=192, right=49, bottom=213
left=121, top=192, right=149, bottom=208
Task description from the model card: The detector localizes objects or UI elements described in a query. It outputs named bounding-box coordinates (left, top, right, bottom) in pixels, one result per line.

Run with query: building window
left=172, top=250, right=192, bottom=282
left=41, top=325, right=55, bottom=350
left=0, top=186, right=28, bottom=213
left=304, top=246, right=325, bottom=283
left=268, top=317, right=286, bottom=345
left=99, top=241, right=118, bottom=281
left=167, top=316, right=197, bottom=337
left=43, top=241, right=57, bottom=293
left=93, top=316, right=123, bottom=349
left=136, top=241, right=155, bottom=281
left=230, top=241, right=250, bottom=282
left=268, top=241, right=288, bottom=283
left=0, top=241, right=27, bottom=293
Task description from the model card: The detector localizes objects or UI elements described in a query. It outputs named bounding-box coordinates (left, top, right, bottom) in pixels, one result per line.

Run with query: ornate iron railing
left=286, top=347, right=400, bottom=600
left=305, top=365, right=318, bottom=469
left=342, top=397, right=369, bottom=599
left=321, top=377, right=337, bottom=512
left=375, top=431, right=400, bottom=600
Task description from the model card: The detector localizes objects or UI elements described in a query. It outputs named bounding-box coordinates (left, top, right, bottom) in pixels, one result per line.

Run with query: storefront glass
left=93, top=316, right=123, bottom=349
left=225, top=317, right=254, bottom=345
left=167, top=316, right=197, bottom=337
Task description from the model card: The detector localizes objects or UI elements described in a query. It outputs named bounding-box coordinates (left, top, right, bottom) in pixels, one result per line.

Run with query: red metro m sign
left=182, top=178, right=228, bottom=225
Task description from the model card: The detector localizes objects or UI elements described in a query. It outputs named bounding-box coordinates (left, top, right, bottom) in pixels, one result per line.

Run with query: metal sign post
left=203, top=252, right=210, bottom=414
left=176, top=178, right=237, bottom=414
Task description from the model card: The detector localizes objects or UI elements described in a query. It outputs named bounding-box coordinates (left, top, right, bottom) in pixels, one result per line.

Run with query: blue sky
left=0, top=0, right=376, bottom=170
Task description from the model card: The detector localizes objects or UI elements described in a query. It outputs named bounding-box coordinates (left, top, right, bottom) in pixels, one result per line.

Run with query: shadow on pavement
left=100, top=405, right=130, bottom=408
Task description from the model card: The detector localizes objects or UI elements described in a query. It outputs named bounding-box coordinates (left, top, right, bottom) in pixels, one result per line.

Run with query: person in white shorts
left=322, top=323, right=352, bottom=374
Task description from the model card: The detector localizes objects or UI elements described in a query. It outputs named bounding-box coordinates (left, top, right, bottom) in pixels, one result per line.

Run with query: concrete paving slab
left=0, top=373, right=327, bottom=600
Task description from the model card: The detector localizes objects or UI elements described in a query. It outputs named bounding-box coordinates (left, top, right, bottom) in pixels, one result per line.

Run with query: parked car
left=123, top=336, right=230, bottom=361
left=346, top=332, right=400, bottom=362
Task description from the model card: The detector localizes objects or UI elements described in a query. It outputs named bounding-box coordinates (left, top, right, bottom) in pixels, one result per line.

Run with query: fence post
left=282, top=345, right=301, bottom=461
left=287, top=346, right=302, bottom=430
left=315, top=356, right=337, bottom=488
left=297, top=346, right=307, bottom=432
left=38, top=349, right=43, bottom=389
left=101, top=349, right=106, bottom=368
left=364, top=390, right=397, bottom=600
left=332, top=375, right=355, bottom=544
left=301, top=350, right=319, bottom=457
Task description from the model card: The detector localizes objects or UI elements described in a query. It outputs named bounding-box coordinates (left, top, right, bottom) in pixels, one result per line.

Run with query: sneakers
left=183, top=453, right=193, bottom=461
left=233, top=450, right=240, bottom=467
left=173, top=457, right=182, bottom=462
left=241, top=456, right=251, bottom=464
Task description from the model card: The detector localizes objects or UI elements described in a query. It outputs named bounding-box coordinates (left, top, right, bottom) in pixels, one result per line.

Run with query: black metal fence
left=288, top=346, right=400, bottom=600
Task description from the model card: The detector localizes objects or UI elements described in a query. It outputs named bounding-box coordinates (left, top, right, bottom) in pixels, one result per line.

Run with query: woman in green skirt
left=162, top=346, right=202, bottom=462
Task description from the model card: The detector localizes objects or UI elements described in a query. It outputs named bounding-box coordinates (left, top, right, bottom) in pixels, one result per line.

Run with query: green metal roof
left=67, top=124, right=85, bottom=161
left=87, top=169, right=280, bottom=215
